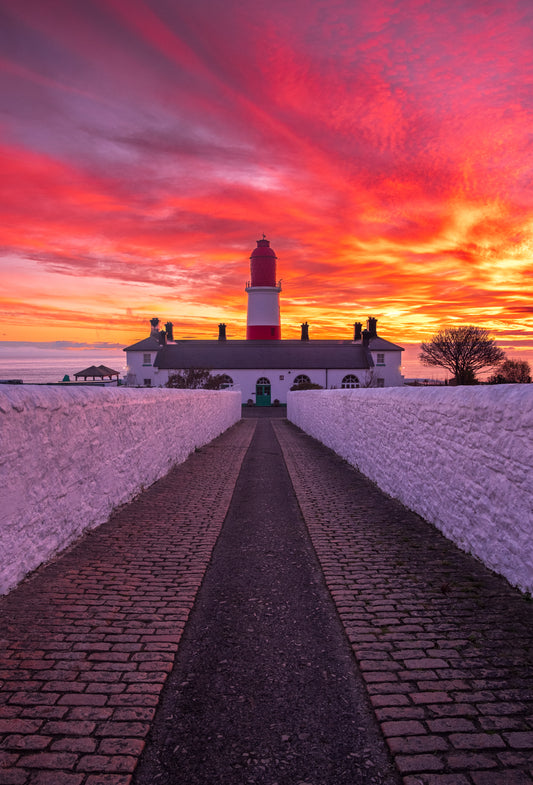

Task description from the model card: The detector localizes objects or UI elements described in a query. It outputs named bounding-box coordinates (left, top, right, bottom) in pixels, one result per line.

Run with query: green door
left=256, top=377, right=271, bottom=407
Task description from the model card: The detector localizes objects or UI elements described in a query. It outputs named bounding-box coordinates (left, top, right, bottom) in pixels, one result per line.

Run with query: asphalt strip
left=133, top=417, right=400, bottom=785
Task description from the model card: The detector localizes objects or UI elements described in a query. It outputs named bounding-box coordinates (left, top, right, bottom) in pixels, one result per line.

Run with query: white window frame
left=341, top=374, right=360, bottom=389
left=219, top=374, right=233, bottom=389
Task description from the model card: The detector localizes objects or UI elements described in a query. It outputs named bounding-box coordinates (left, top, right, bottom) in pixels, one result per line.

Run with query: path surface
left=274, top=418, right=533, bottom=785
left=0, top=421, right=254, bottom=785
left=133, top=417, right=398, bottom=785
left=1, top=412, right=533, bottom=785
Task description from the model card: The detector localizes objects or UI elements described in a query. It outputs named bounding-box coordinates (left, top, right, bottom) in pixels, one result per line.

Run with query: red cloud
left=0, top=0, right=532, bottom=371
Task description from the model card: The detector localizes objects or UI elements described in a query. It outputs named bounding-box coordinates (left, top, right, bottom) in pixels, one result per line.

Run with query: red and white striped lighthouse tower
left=245, top=236, right=282, bottom=340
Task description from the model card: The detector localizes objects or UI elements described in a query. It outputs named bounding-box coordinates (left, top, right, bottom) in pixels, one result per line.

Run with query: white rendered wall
left=130, top=363, right=405, bottom=401
left=369, top=350, right=403, bottom=386
left=125, top=351, right=157, bottom=386
left=288, top=386, right=533, bottom=594
left=0, top=386, right=241, bottom=595
left=233, top=368, right=325, bottom=404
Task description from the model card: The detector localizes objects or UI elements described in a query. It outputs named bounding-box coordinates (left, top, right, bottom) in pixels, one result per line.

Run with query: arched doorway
left=256, top=377, right=271, bottom=406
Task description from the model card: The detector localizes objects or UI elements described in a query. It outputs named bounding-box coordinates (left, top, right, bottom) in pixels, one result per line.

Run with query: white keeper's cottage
left=124, top=238, right=404, bottom=403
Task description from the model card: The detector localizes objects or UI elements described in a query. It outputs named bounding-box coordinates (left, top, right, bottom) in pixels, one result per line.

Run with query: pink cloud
left=0, top=0, right=532, bottom=365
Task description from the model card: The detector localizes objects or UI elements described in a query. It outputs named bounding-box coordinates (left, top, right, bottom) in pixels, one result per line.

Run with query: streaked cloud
left=0, top=0, right=532, bottom=376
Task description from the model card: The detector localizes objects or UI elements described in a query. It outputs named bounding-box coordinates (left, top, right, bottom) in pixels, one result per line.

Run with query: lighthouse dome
left=250, top=238, right=277, bottom=287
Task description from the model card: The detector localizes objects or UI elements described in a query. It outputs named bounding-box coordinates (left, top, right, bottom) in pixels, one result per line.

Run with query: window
left=377, top=378, right=385, bottom=388
left=293, top=374, right=311, bottom=385
left=219, top=374, right=233, bottom=389
left=376, top=353, right=385, bottom=365
left=279, top=375, right=284, bottom=380
left=143, top=378, right=151, bottom=387
left=341, top=374, right=360, bottom=388
left=143, top=353, right=152, bottom=366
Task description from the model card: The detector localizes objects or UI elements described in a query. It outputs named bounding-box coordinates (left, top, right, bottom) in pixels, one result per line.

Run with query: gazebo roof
left=97, top=365, right=120, bottom=376
left=74, top=364, right=120, bottom=380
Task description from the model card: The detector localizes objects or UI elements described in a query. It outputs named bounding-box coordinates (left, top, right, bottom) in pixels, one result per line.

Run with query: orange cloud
left=0, top=0, right=532, bottom=377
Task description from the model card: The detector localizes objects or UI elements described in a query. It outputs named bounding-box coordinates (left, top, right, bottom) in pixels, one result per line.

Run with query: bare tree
left=419, top=326, right=505, bottom=385
left=361, top=369, right=378, bottom=388
left=488, top=359, right=531, bottom=384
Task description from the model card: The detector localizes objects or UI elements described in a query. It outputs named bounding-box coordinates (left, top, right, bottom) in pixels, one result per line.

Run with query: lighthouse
left=245, top=237, right=282, bottom=340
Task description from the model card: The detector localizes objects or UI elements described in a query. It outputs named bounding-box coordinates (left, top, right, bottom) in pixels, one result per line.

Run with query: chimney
left=218, top=323, right=227, bottom=341
left=150, top=317, right=160, bottom=336
left=165, top=322, right=174, bottom=342
left=362, top=329, right=370, bottom=347
left=301, top=322, right=309, bottom=341
left=158, top=329, right=167, bottom=346
left=367, top=317, right=377, bottom=338
left=353, top=322, right=362, bottom=341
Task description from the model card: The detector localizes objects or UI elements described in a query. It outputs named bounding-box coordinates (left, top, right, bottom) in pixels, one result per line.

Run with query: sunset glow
left=1, top=0, right=532, bottom=376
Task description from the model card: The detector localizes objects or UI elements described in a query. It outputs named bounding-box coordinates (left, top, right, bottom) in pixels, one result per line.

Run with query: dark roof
left=151, top=338, right=400, bottom=371
left=97, top=365, right=120, bottom=376
left=368, top=336, right=404, bottom=351
left=74, top=364, right=120, bottom=379
left=123, top=336, right=161, bottom=352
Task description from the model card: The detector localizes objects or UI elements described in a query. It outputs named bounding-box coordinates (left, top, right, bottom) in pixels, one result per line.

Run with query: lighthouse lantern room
left=245, top=237, right=282, bottom=340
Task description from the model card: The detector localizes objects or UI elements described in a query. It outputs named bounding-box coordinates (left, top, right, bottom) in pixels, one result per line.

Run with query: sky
left=1, top=0, right=532, bottom=377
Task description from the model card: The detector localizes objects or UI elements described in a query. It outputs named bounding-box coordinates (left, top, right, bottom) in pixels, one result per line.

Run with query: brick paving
left=2, top=413, right=533, bottom=785
left=0, top=420, right=255, bottom=785
left=273, top=418, right=533, bottom=785
left=133, top=416, right=400, bottom=784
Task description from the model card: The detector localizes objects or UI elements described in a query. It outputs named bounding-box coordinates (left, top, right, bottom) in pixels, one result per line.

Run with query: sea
left=0, top=350, right=127, bottom=385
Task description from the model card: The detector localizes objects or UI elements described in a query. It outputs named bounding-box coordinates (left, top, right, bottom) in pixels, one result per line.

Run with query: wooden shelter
left=74, top=364, right=120, bottom=381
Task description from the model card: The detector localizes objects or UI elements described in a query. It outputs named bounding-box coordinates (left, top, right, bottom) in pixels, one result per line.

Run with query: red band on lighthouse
left=250, top=239, right=277, bottom=286
left=246, top=325, right=281, bottom=340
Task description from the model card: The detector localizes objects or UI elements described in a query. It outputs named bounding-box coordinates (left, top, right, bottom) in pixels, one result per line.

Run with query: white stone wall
left=288, top=385, right=533, bottom=594
left=0, top=386, right=241, bottom=595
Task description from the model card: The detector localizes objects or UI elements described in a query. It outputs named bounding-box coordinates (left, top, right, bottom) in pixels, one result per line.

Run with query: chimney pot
left=367, top=317, right=377, bottom=338
left=165, top=322, right=174, bottom=341
left=353, top=322, right=362, bottom=341
left=158, top=329, right=167, bottom=346
left=150, top=317, right=160, bottom=336
left=301, top=322, right=309, bottom=341
left=218, top=323, right=227, bottom=341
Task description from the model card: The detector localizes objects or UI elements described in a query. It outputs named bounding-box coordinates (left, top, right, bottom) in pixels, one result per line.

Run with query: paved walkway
left=133, top=416, right=398, bottom=785
left=1, top=415, right=533, bottom=785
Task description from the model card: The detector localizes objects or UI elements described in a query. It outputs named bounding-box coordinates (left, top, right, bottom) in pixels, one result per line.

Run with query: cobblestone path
left=0, top=421, right=255, bottom=785
left=1, top=414, right=533, bottom=785
left=133, top=417, right=399, bottom=785
left=273, top=418, right=533, bottom=785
